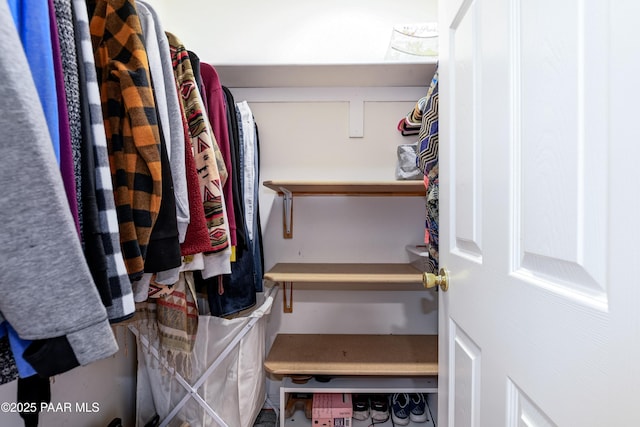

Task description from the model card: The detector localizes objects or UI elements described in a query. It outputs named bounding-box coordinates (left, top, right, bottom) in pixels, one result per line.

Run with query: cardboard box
left=330, top=393, right=352, bottom=426
left=312, top=393, right=352, bottom=427
left=312, top=393, right=333, bottom=427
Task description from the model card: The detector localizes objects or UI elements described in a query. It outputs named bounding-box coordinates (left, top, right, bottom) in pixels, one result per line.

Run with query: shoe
left=143, top=414, right=159, bottom=427
left=352, top=394, right=370, bottom=421
left=409, top=393, right=428, bottom=423
left=391, top=393, right=411, bottom=426
left=370, top=394, right=389, bottom=422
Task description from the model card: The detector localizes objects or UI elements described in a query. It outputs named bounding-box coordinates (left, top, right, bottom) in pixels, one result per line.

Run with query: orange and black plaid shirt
left=88, top=0, right=162, bottom=280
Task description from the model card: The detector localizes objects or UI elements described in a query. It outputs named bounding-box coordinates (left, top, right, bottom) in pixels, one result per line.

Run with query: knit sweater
left=49, top=0, right=80, bottom=235
left=166, top=32, right=229, bottom=255
left=53, top=0, right=83, bottom=228
left=88, top=0, right=163, bottom=280
left=179, top=99, right=215, bottom=257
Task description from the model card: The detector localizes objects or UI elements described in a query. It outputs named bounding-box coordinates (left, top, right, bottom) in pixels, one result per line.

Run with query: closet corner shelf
left=263, top=180, right=426, bottom=238
left=264, top=334, right=438, bottom=377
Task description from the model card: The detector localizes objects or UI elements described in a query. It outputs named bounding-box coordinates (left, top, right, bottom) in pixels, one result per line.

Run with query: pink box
left=312, top=393, right=333, bottom=427
left=313, top=393, right=352, bottom=427
left=330, top=393, right=352, bottom=427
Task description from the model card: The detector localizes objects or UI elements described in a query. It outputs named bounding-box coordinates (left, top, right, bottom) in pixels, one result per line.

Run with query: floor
left=253, top=409, right=277, bottom=427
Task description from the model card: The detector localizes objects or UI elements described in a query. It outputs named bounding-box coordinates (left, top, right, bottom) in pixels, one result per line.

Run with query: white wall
left=0, top=328, right=137, bottom=427
left=231, top=66, right=438, bottom=403
left=144, top=0, right=437, bottom=64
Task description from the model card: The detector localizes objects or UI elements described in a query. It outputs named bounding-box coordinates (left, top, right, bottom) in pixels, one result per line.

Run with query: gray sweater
left=137, top=0, right=190, bottom=244
left=0, top=0, right=118, bottom=367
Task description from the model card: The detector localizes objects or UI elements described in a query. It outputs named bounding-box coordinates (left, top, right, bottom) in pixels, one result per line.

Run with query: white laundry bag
left=133, top=290, right=274, bottom=427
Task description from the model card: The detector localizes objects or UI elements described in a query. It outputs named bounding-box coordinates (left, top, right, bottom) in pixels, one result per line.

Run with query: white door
left=437, top=0, right=640, bottom=426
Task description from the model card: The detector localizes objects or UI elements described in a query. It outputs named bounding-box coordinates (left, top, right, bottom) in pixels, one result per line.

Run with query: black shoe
left=144, top=414, right=160, bottom=427
left=370, top=394, right=389, bottom=422
left=352, top=394, right=370, bottom=421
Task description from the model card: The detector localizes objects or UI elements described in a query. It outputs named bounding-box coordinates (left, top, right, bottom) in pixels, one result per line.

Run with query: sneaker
left=409, top=393, right=428, bottom=423
left=352, top=394, right=370, bottom=421
left=369, top=394, right=389, bottom=422
left=390, top=393, right=411, bottom=426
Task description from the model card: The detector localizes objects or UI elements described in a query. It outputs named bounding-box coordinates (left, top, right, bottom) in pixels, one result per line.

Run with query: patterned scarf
left=417, top=68, right=439, bottom=176
left=156, top=272, right=199, bottom=355
left=417, top=67, right=439, bottom=274
left=398, top=95, right=428, bottom=136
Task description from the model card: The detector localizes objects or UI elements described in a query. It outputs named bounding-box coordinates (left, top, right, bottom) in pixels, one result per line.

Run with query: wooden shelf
left=263, top=180, right=425, bottom=238
left=263, top=180, right=426, bottom=197
left=264, top=334, right=438, bottom=377
left=264, top=263, right=423, bottom=284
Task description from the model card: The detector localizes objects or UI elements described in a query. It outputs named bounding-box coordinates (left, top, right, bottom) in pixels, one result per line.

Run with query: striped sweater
left=73, top=0, right=134, bottom=320
left=88, top=0, right=162, bottom=279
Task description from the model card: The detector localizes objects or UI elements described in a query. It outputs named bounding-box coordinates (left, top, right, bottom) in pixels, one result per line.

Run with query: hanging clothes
left=194, top=94, right=263, bottom=316
left=397, top=95, right=428, bottom=136
left=223, top=86, right=249, bottom=255
left=88, top=0, right=163, bottom=281
left=166, top=31, right=231, bottom=278
left=7, top=0, right=60, bottom=164
left=240, top=104, right=264, bottom=292
left=52, top=0, right=83, bottom=232
left=142, top=126, right=182, bottom=276
left=79, top=88, right=112, bottom=308
left=137, top=0, right=190, bottom=244
left=416, top=67, right=439, bottom=274
left=49, top=0, right=81, bottom=236
left=178, top=107, right=217, bottom=258
left=1, top=324, right=36, bottom=379
left=200, top=62, right=238, bottom=250
left=0, top=0, right=118, bottom=375
left=397, top=66, right=439, bottom=274
left=235, top=102, right=264, bottom=292
left=155, top=272, right=199, bottom=356
left=416, top=68, right=439, bottom=176
left=72, top=0, right=135, bottom=322
left=0, top=336, right=18, bottom=386
left=236, top=102, right=257, bottom=248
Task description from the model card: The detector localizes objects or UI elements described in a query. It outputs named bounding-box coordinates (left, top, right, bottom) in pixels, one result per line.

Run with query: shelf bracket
left=280, top=187, right=294, bottom=238
left=282, top=282, right=294, bottom=313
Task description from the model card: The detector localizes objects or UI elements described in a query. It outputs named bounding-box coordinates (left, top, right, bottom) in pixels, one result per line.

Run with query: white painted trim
left=229, top=86, right=427, bottom=137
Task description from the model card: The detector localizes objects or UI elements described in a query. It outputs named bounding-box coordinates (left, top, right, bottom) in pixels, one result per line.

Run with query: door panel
left=451, top=0, right=483, bottom=261
left=513, top=0, right=608, bottom=304
left=506, top=380, right=556, bottom=427
left=450, top=321, right=481, bottom=427
left=438, top=0, right=640, bottom=426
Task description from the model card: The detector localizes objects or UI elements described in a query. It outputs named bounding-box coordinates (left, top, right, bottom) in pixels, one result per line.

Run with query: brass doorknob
left=422, top=267, right=449, bottom=292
